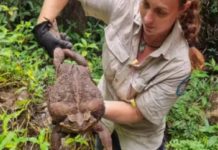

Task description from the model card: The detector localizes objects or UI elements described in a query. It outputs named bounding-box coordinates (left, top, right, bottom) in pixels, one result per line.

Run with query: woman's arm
left=104, top=101, right=144, bottom=124
left=37, top=0, right=69, bottom=23
left=33, top=0, right=73, bottom=57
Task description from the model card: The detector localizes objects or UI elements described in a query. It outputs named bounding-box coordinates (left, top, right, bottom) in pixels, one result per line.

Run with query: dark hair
left=179, top=0, right=204, bottom=70
left=179, top=0, right=201, bottom=46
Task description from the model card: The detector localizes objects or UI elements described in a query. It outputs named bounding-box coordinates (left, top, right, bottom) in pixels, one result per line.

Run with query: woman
left=33, top=0, right=204, bottom=149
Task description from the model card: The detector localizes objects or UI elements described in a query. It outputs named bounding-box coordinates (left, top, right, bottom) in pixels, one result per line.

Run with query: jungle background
left=0, top=0, right=218, bottom=149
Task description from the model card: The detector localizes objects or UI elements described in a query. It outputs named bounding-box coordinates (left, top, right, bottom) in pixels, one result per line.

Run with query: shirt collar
left=129, top=20, right=184, bottom=68
left=133, top=2, right=184, bottom=60
left=149, top=21, right=183, bottom=60
left=133, top=10, right=142, bottom=26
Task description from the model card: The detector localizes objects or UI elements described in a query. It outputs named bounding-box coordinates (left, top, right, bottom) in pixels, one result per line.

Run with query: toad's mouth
left=59, top=112, right=97, bottom=133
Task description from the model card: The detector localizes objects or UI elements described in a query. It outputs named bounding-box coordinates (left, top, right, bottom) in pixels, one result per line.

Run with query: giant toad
left=46, top=47, right=112, bottom=150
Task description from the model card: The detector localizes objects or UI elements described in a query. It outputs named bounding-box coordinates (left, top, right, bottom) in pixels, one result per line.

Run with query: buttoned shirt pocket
left=112, top=66, right=134, bottom=100
left=102, top=24, right=137, bottom=100
left=104, top=24, right=129, bottom=63
left=102, top=24, right=130, bottom=82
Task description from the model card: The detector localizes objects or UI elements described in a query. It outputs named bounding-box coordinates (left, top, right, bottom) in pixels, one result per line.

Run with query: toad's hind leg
left=51, top=125, right=63, bottom=150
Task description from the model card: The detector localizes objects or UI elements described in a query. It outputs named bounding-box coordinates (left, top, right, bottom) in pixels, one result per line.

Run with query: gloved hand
left=33, top=20, right=72, bottom=57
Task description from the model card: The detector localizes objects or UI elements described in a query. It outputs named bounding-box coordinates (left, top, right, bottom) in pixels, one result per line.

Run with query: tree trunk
left=57, top=0, right=87, bottom=34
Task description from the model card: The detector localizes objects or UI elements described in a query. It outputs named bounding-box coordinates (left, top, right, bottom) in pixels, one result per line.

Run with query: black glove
left=33, top=20, right=72, bottom=57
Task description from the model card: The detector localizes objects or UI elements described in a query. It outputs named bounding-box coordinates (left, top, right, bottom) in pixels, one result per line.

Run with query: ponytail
left=189, top=47, right=205, bottom=70
left=179, top=0, right=201, bottom=46
left=179, top=0, right=204, bottom=70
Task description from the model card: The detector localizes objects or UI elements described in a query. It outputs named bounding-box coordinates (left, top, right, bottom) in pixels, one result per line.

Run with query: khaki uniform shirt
left=78, top=0, right=192, bottom=149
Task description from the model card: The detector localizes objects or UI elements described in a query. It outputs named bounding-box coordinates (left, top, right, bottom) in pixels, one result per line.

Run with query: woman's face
left=140, top=0, right=183, bottom=37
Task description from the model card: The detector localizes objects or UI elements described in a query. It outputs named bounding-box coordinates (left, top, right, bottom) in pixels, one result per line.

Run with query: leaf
left=0, top=132, right=15, bottom=149
left=0, top=76, right=7, bottom=82
left=84, top=32, right=91, bottom=38
left=73, top=43, right=83, bottom=49
left=214, top=65, right=218, bottom=71
left=208, top=136, right=218, bottom=147
left=65, top=137, right=74, bottom=145
left=82, top=50, right=88, bottom=57
left=0, top=5, right=9, bottom=12
left=74, top=135, right=88, bottom=146
left=27, top=70, right=35, bottom=81
left=15, top=99, right=30, bottom=108
left=200, top=96, right=208, bottom=107
left=0, top=48, right=12, bottom=57
left=200, top=125, right=218, bottom=134
left=37, top=129, right=50, bottom=150
left=81, top=38, right=88, bottom=46
left=211, top=58, right=216, bottom=67
left=27, top=137, right=38, bottom=143
left=40, top=143, right=49, bottom=150
left=88, top=43, right=99, bottom=49
left=9, top=109, right=25, bottom=119
left=191, top=70, right=208, bottom=79
left=2, top=109, right=25, bottom=133
left=38, top=129, right=46, bottom=143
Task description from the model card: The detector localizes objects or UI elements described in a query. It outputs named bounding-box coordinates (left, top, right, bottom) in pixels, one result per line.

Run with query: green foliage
left=167, top=61, right=218, bottom=149
left=0, top=2, right=104, bottom=149
left=73, top=28, right=103, bottom=82
left=208, top=1, right=218, bottom=15
left=0, top=21, right=55, bottom=100
left=0, top=4, right=18, bottom=25
left=0, top=102, right=50, bottom=150
left=64, top=134, right=94, bottom=150
left=78, top=20, right=104, bottom=82
left=28, top=129, right=50, bottom=150
left=199, top=0, right=218, bottom=62
left=0, top=4, right=53, bottom=148
left=65, top=134, right=89, bottom=146
left=205, top=58, right=218, bottom=74
left=0, top=1, right=42, bottom=29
